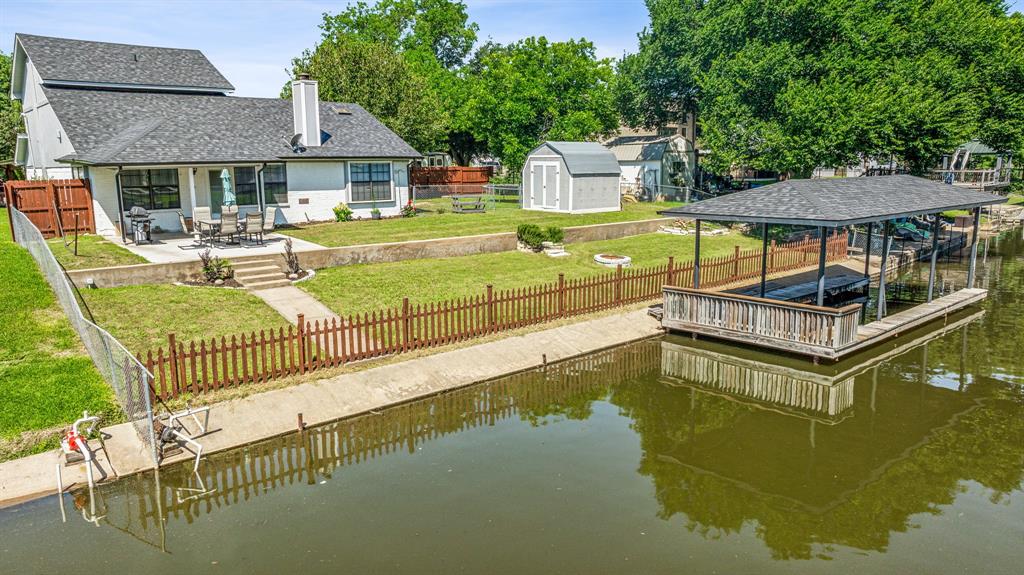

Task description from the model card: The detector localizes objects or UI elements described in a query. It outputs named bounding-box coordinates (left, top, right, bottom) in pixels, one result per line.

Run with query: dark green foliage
left=199, top=249, right=233, bottom=282
left=516, top=224, right=547, bottom=250
left=545, top=226, right=565, bottom=244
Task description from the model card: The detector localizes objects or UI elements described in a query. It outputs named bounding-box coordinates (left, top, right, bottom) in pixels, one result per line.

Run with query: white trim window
left=350, top=162, right=393, bottom=203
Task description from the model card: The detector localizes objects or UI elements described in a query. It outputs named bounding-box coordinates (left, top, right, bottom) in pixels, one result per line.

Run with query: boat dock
left=661, top=287, right=987, bottom=361
left=729, top=264, right=869, bottom=303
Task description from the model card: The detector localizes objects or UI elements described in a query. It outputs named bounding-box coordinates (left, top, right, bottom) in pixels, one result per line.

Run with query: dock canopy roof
left=663, top=175, right=1006, bottom=227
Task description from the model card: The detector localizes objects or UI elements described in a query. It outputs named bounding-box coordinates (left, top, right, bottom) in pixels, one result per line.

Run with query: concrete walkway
left=0, top=308, right=662, bottom=506
left=251, top=284, right=339, bottom=325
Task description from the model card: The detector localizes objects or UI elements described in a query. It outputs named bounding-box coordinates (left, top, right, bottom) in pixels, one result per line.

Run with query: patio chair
left=243, top=212, right=264, bottom=244
left=221, top=205, right=239, bottom=216
left=217, top=211, right=240, bottom=244
left=192, top=206, right=213, bottom=236
left=262, top=206, right=279, bottom=235
left=177, top=211, right=205, bottom=248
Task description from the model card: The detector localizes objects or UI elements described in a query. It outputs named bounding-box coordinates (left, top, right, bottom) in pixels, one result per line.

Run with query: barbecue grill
left=127, top=206, right=153, bottom=244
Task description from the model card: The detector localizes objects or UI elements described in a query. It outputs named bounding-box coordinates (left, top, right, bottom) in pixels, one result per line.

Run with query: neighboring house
left=521, top=141, right=620, bottom=213
left=604, top=133, right=695, bottom=199
left=9, top=34, right=421, bottom=236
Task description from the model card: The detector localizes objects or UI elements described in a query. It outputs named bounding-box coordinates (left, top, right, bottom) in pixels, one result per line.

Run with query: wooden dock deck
left=661, top=286, right=988, bottom=361
left=730, top=266, right=869, bottom=302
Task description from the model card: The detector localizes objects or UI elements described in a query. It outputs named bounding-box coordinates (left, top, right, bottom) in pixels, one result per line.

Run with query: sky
left=0, top=0, right=650, bottom=97
left=1, top=0, right=1021, bottom=98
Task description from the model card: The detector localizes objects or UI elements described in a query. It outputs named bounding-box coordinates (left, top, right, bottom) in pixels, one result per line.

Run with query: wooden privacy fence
left=3, top=178, right=94, bottom=239
left=145, top=231, right=848, bottom=399
left=410, top=166, right=493, bottom=187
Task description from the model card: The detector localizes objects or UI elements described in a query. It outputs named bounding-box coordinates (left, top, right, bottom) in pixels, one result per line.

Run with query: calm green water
left=3, top=231, right=1023, bottom=574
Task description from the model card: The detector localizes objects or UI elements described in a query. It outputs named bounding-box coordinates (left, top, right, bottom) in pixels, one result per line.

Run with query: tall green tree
left=0, top=52, right=23, bottom=168
left=461, top=37, right=619, bottom=175
left=285, top=37, right=447, bottom=154
left=619, top=0, right=1024, bottom=176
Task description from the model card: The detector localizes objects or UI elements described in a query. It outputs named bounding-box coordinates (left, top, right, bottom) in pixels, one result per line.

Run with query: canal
left=2, top=230, right=1022, bottom=574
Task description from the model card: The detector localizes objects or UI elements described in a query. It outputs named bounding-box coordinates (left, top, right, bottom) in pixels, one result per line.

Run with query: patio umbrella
left=220, top=168, right=236, bottom=205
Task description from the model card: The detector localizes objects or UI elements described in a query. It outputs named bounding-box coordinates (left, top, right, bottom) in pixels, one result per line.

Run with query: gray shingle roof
left=662, top=175, right=1006, bottom=227
left=44, top=87, right=421, bottom=165
left=17, top=34, right=234, bottom=92
left=535, top=142, right=620, bottom=176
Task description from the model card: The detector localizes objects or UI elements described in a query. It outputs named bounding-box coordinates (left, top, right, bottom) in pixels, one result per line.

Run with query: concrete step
left=244, top=278, right=292, bottom=290
left=233, top=259, right=280, bottom=271
left=237, top=272, right=288, bottom=284
left=234, top=265, right=283, bottom=279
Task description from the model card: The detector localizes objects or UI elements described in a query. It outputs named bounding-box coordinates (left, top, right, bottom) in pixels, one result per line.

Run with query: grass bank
left=278, top=200, right=678, bottom=247
left=0, top=209, right=118, bottom=461
left=47, top=233, right=147, bottom=270
left=81, top=285, right=290, bottom=355
left=300, top=230, right=760, bottom=316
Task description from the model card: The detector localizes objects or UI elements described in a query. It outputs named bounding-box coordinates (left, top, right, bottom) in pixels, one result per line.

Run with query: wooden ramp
left=839, top=288, right=988, bottom=356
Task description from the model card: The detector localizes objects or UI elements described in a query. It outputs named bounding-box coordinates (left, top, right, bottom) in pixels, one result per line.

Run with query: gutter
left=113, top=166, right=126, bottom=244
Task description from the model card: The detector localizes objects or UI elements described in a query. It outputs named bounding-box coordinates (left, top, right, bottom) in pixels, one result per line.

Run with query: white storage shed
left=521, top=141, right=621, bottom=213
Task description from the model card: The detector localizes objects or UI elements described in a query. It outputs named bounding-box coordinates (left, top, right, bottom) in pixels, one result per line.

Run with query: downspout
left=256, top=163, right=266, bottom=213
left=113, top=166, right=126, bottom=243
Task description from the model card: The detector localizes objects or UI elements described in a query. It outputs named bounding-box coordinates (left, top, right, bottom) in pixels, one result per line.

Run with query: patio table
left=195, top=218, right=221, bottom=247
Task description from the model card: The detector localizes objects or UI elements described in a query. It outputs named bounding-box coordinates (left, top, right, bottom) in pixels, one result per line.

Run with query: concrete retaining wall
left=68, top=217, right=675, bottom=288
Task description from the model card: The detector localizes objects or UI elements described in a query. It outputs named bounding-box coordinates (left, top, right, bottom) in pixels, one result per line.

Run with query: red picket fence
left=144, top=231, right=848, bottom=400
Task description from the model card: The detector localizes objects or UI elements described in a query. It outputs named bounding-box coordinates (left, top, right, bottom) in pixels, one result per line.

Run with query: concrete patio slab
left=116, top=232, right=325, bottom=264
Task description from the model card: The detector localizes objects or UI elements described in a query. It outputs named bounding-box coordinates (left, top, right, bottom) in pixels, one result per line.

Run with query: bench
left=450, top=195, right=486, bottom=213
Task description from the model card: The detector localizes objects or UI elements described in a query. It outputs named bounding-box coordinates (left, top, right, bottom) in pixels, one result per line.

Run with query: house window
left=263, top=163, right=288, bottom=204
left=350, top=162, right=392, bottom=202
left=233, top=167, right=258, bottom=206
left=120, top=169, right=181, bottom=210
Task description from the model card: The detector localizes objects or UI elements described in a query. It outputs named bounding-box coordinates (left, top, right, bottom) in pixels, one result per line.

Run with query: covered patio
left=118, top=231, right=325, bottom=264
left=659, top=175, right=1006, bottom=360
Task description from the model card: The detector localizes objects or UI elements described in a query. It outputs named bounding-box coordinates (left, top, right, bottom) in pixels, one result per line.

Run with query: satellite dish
left=285, top=133, right=306, bottom=153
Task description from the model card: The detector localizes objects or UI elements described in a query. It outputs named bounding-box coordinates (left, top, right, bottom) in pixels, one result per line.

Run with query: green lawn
left=47, top=234, right=147, bottom=270
left=82, top=285, right=291, bottom=355
left=278, top=199, right=679, bottom=247
left=0, top=209, right=117, bottom=461
left=300, top=231, right=761, bottom=316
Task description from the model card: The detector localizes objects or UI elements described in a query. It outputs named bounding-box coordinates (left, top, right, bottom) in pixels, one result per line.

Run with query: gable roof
left=534, top=141, right=620, bottom=176
left=16, top=33, right=234, bottom=93
left=604, top=134, right=672, bottom=162
left=662, top=175, right=1006, bottom=227
left=45, top=87, right=421, bottom=165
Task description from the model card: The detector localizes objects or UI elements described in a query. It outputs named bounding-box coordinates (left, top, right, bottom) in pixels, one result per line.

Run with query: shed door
left=530, top=161, right=560, bottom=209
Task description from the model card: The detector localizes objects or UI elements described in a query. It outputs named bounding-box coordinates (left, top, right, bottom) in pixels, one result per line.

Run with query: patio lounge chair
left=177, top=211, right=205, bottom=248
left=262, top=206, right=279, bottom=235
left=243, top=212, right=264, bottom=244
left=217, top=211, right=240, bottom=244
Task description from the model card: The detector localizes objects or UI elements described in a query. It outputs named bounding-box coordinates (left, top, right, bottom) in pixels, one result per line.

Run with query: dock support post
left=967, top=207, right=981, bottom=288
left=816, top=226, right=828, bottom=306
left=927, top=216, right=940, bottom=302
left=863, top=222, right=873, bottom=279
left=759, top=223, right=769, bottom=297
left=877, top=221, right=890, bottom=321
left=693, top=219, right=701, bottom=289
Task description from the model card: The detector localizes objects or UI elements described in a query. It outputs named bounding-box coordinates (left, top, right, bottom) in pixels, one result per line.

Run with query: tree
left=285, top=37, right=447, bottom=154
left=620, top=0, right=1024, bottom=176
left=461, top=37, right=619, bottom=175
left=0, top=52, right=23, bottom=169
left=320, top=0, right=478, bottom=69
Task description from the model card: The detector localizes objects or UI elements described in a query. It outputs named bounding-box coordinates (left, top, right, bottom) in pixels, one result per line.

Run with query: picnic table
left=450, top=195, right=486, bottom=213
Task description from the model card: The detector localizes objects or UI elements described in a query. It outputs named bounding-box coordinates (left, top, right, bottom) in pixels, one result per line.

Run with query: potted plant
left=370, top=207, right=382, bottom=220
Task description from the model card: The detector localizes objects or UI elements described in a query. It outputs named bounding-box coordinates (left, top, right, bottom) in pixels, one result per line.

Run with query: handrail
left=661, top=287, right=863, bottom=355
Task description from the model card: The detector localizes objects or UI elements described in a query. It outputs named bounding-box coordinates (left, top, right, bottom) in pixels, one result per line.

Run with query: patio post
left=927, top=215, right=940, bottom=302
left=967, top=207, right=981, bottom=288
left=863, top=222, right=874, bottom=279
left=877, top=220, right=891, bottom=321
left=816, top=226, right=828, bottom=306
left=693, top=219, right=701, bottom=288
left=188, top=168, right=197, bottom=222
left=759, top=223, right=769, bottom=297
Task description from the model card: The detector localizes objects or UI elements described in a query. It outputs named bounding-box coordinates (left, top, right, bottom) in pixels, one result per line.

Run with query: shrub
left=517, top=224, right=546, bottom=250
left=199, top=249, right=232, bottom=282
left=282, top=238, right=302, bottom=275
left=333, top=203, right=353, bottom=222
left=544, top=226, right=564, bottom=244
left=401, top=204, right=417, bottom=218
left=436, top=206, right=447, bottom=214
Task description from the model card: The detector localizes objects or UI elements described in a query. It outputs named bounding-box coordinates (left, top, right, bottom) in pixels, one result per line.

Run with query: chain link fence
left=10, top=207, right=158, bottom=466
left=412, top=183, right=522, bottom=211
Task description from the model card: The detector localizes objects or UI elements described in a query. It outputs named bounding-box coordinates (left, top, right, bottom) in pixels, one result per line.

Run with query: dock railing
left=661, top=287, right=862, bottom=358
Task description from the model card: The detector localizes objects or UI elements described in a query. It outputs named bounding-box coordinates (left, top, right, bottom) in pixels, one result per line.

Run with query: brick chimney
left=291, top=73, right=321, bottom=147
